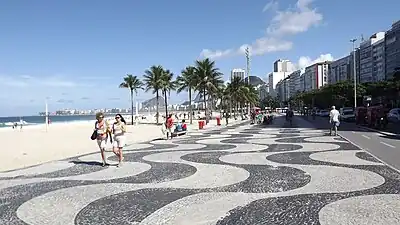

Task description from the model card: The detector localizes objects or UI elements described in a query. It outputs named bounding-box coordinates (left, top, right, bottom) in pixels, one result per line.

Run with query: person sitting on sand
left=112, top=114, right=127, bottom=167
left=175, top=120, right=183, bottom=132
left=94, top=112, right=110, bottom=167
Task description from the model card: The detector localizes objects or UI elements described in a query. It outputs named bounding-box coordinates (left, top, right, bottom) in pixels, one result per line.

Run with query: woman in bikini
left=112, top=114, right=127, bottom=167
left=95, top=112, right=110, bottom=167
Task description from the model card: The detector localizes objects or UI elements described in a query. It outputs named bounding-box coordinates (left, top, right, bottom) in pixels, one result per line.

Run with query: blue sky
left=0, top=0, right=398, bottom=116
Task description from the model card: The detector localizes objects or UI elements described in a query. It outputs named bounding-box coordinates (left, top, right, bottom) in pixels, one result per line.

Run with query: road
left=1, top=116, right=400, bottom=224
left=300, top=115, right=400, bottom=171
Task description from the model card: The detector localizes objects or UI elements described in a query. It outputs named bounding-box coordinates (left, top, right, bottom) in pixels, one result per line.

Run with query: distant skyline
left=1, top=0, right=399, bottom=116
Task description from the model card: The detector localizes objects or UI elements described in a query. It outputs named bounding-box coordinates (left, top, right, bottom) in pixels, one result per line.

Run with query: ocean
left=0, top=115, right=97, bottom=127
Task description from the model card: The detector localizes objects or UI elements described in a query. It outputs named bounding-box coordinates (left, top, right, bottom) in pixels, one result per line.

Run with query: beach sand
left=0, top=115, right=237, bottom=172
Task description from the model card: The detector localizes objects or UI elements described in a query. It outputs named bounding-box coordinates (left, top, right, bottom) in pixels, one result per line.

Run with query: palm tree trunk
left=189, top=87, right=193, bottom=124
left=203, top=87, right=208, bottom=124
left=156, top=91, right=159, bottom=124
left=164, top=91, right=168, bottom=119
left=130, top=89, right=134, bottom=125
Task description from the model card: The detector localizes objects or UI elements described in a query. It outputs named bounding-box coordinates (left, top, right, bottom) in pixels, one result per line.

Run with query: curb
left=356, top=125, right=400, bottom=137
left=338, top=133, right=400, bottom=174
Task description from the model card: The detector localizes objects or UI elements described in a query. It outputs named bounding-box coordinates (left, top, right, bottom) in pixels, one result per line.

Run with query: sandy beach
left=0, top=113, right=240, bottom=172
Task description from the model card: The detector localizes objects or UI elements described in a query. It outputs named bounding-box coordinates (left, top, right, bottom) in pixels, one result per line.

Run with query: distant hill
left=141, top=96, right=165, bottom=108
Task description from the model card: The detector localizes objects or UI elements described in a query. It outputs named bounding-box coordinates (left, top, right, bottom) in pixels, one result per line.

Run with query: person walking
left=329, top=106, right=340, bottom=136
left=166, top=114, right=174, bottom=140
left=112, top=114, right=127, bottom=167
left=94, top=112, right=110, bottom=167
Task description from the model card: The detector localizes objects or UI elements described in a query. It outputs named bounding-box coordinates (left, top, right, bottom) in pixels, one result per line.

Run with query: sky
left=0, top=0, right=399, bottom=116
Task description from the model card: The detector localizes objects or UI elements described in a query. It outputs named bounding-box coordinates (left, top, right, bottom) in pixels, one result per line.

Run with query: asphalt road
left=299, top=115, right=400, bottom=171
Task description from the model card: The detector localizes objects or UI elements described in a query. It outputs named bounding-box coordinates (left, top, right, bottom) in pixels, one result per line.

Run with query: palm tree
left=160, top=69, right=176, bottom=118
left=143, top=65, right=164, bottom=124
left=119, top=74, right=143, bottom=125
left=194, top=58, right=223, bottom=123
left=176, top=66, right=196, bottom=124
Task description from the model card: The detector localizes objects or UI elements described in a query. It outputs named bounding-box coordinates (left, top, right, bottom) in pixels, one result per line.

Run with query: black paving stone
left=356, top=152, right=382, bottom=163
left=75, top=188, right=197, bottom=225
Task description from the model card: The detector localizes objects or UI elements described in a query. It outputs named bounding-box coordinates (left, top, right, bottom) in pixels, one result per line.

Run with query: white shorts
left=113, top=135, right=126, bottom=148
left=97, top=138, right=107, bottom=150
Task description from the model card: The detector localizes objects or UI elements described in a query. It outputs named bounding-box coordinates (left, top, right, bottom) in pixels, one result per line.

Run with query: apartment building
left=385, top=20, right=400, bottom=79
left=329, top=55, right=351, bottom=84
left=273, top=59, right=294, bottom=73
left=304, top=61, right=331, bottom=91
left=359, top=32, right=385, bottom=83
left=230, top=68, right=245, bottom=81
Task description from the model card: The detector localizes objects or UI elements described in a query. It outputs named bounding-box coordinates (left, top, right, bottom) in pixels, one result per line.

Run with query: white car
left=341, top=110, right=355, bottom=121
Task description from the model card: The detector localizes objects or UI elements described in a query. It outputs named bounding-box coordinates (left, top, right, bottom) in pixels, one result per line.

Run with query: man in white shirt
left=329, top=106, right=340, bottom=136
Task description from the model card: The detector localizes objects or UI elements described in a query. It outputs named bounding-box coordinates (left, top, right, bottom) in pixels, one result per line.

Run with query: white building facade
left=304, top=62, right=331, bottom=91
left=273, top=59, right=294, bottom=73
left=230, top=68, right=245, bottom=81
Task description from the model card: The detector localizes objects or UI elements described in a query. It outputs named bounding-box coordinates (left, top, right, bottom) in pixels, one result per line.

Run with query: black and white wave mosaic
left=1, top=118, right=400, bottom=225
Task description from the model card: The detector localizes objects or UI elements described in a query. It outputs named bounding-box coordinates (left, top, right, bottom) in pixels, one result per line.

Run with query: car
left=387, top=108, right=400, bottom=123
left=319, top=110, right=329, bottom=117
left=341, top=109, right=355, bottom=122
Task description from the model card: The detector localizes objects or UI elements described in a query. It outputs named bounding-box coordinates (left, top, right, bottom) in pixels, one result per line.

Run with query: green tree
left=119, top=74, right=143, bottom=124
left=160, top=69, right=176, bottom=119
left=194, top=58, right=223, bottom=123
left=176, top=66, right=196, bottom=124
left=143, top=65, right=164, bottom=124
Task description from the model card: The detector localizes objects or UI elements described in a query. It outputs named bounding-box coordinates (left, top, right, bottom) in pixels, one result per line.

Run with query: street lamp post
left=245, top=47, right=251, bottom=115
left=350, top=38, right=357, bottom=109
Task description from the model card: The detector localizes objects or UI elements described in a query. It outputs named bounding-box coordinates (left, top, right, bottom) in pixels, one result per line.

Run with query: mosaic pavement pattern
left=2, top=119, right=400, bottom=224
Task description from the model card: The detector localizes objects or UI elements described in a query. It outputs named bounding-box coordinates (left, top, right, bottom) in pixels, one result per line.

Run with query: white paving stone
left=140, top=192, right=273, bottom=225
left=319, top=194, right=400, bottom=225
left=0, top=161, right=74, bottom=178
left=248, top=138, right=340, bottom=151
left=309, top=151, right=383, bottom=166
left=304, top=136, right=348, bottom=143
left=16, top=183, right=149, bottom=225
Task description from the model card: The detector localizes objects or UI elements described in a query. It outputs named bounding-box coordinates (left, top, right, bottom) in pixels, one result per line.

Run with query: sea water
left=0, top=115, right=97, bottom=127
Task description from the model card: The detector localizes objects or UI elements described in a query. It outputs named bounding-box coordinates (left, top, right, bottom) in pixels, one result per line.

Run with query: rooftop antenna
left=361, top=34, right=364, bottom=42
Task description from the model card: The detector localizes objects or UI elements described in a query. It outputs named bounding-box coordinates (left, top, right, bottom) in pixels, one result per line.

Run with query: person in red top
left=182, top=119, right=187, bottom=131
left=166, top=114, right=174, bottom=139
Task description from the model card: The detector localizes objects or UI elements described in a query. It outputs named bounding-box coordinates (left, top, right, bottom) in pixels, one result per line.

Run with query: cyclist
left=329, top=106, right=340, bottom=136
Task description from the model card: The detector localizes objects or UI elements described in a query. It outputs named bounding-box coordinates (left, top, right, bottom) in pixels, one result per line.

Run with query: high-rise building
left=273, top=59, right=294, bottom=72
left=304, top=61, right=331, bottom=91
left=230, top=68, right=245, bottom=81
left=385, top=20, right=400, bottom=79
left=359, top=32, right=385, bottom=83
left=329, top=55, right=351, bottom=85
left=268, top=59, right=295, bottom=97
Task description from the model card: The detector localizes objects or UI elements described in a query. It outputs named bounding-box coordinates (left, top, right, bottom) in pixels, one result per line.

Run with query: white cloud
left=267, top=0, right=323, bottom=36
left=295, top=53, right=334, bottom=73
left=201, top=37, right=293, bottom=59
left=199, top=0, right=323, bottom=60
left=262, top=0, right=279, bottom=12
